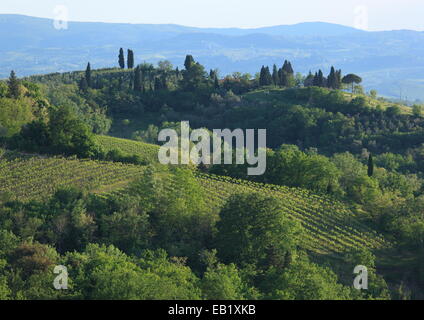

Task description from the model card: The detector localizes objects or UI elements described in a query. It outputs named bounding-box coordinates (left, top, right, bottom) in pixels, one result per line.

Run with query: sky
left=1, top=0, right=423, bottom=31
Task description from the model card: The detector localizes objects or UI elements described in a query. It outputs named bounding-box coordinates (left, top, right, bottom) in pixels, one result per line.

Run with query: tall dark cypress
left=281, top=71, right=289, bottom=87
left=184, top=55, right=195, bottom=70
left=318, top=70, right=324, bottom=87
left=79, top=77, right=88, bottom=92
left=133, top=66, right=141, bottom=91
left=214, top=74, right=220, bottom=89
left=264, top=66, right=272, bottom=85
left=259, top=66, right=265, bottom=86
left=127, top=49, right=134, bottom=69
left=119, top=48, right=125, bottom=69
left=85, top=63, right=92, bottom=88
left=327, top=66, right=336, bottom=89
left=367, top=154, right=374, bottom=177
left=282, top=60, right=289, bottom=73
left=272, top=64, right=279, bottom=86
left=8, top=70, right=21, bottom=99
left=335, top=69, right=342, bottom=89
left=287, top=61, right=294, bottom=75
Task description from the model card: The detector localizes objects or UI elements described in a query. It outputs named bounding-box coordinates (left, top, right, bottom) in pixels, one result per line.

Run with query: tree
left=48, top=106, right=100, bottom=158
left=327, top=67, right=337, bottom=89
left=127, top=49, right=134, bottom=69
left=181, top=55, right=207, bottom=91
left=342, top=74, right=362, bottom=93
left=184, top=55, right=195, bottom=70
left=215, top=192, right=302, bottom=271
left=412, top=105, right=423, bottom=117
left=201, top=263, right=247, bottom=300
left=85, top=63, right=92, bottom=88
left=282, top=60, right=294, bottom=75
left=118, top=48, right=125, bottom=69
left=79, top=77, right=88, bottom=92
left=272, top=64, right=279, bottom=86
left=133, top=66, right=141, bottom=91
left=8, top=70, right=21, bottom=99
left=367, top=154, right=374, bottom=177
left=263, top=256, right=353, bottom=300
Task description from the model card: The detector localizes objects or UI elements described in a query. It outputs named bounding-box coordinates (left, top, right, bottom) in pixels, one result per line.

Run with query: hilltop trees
left=258, top=60, right=296, bottom=88
left=327, top=67, right=342, bottom=89
left=342, top=74, right=362, bottom=93
left=259, top=66, right=273, bottom=86
left=181, top=55, right=208, bottom=91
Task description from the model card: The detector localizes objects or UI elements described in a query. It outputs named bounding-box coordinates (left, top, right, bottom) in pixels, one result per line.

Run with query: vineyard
left=0, top=142, right=391, bottom=256
left=0, top=151, right=146, bottom=201
left=94, top=135, right=160, bottom=164
left=194, top=173, right=390, bottom=255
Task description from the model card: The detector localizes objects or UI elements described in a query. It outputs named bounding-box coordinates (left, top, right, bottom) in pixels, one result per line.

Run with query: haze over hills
left=1, top=14, right=424, bottom=100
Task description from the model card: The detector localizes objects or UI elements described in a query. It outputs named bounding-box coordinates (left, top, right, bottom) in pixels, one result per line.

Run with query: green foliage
left=8, top=70, right=22, bottom=99
left=0, top=97, right=33, bottom=137
left=262, top=256, right=353, bottom=300
left=215, top=192, right=302, bottom=270
left=201, top=263, right=247, bottom=300
left=65, top=245, right=201, bottom=300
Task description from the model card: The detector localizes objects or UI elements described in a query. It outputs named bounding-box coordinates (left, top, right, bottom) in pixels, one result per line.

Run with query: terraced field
left=0, top=141, right=391, bottom=255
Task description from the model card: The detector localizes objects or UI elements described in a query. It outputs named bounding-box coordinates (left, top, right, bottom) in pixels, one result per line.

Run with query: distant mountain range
left=1, top=14, right=424, bottom=100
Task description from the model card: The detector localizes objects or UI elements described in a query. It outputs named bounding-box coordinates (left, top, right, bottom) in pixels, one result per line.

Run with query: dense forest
left=0, top=48, right=423, bottom=300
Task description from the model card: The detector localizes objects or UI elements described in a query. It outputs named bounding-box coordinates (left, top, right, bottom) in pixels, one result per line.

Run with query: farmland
left=0, top=144, right=390, bottom=256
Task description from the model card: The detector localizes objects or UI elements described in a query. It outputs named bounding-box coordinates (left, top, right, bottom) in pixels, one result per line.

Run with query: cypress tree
left=280, top=71, right=289, bottom=87
left=313, top=72, right=319, bottom=86
left=277, top=68, right=283, bottom=86
left=119, top=48, right=125, bottom=69
left=259, top=66, right=265, bottom=86
left=184, top=55, right=195, bottom=70
left=335, top=69, right=342, bottom=89
left=304, top=71, right=314, bottom=87
left=133, top=66, right=141, bottom=91
left=85, top=63, right=92, bottom=88
left=282, top=60, right=289, bottom=73
left=272, top=64, right=279, bottom=86
left=214, top=74, right=220, bottom=89
left=327, top=66, right=336, bottom=89
left=287, top=61, right=294, bottom=75
left=127, top=49, right=134, bottom=69
left=318, top=70, right=324, bottom=87
left=8, top=70, right=21, bottom=99
left=79, top=77, right=88, bottom=92
left=367, top=154, right=374, bottom=177
left=264, top=66, right=272, bottom=85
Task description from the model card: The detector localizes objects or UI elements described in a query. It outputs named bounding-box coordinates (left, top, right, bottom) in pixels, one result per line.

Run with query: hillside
left=0, top=135, right=390, bottom=256
left=2, top=14, right=424, bottom=100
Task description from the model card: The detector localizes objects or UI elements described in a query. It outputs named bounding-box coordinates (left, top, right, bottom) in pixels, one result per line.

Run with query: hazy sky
left=1, top=0, right=423, bottom=31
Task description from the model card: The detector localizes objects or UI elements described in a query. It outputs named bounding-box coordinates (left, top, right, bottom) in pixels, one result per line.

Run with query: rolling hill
left=1, top=14, right=424, bottom=100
